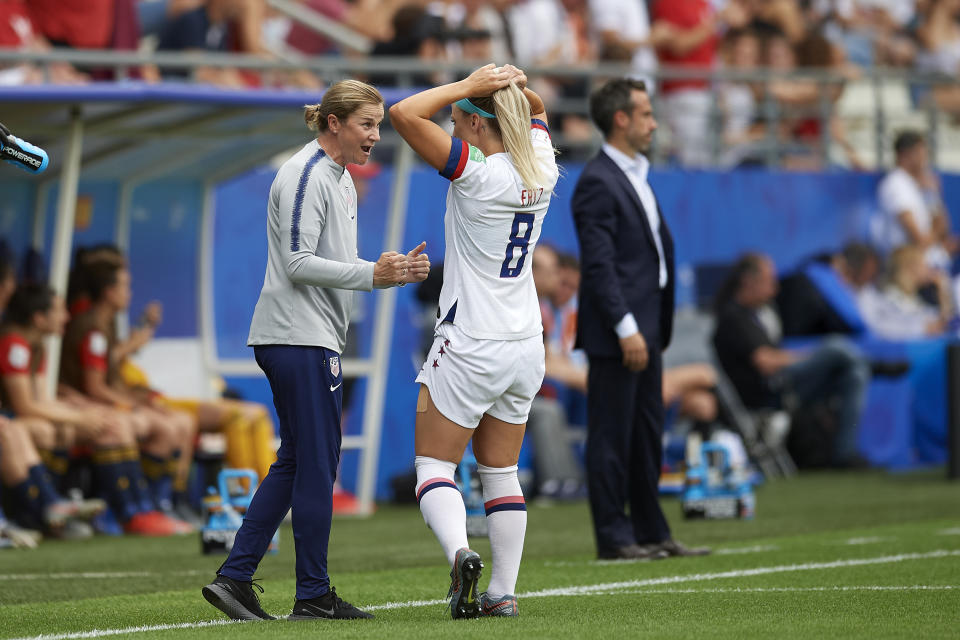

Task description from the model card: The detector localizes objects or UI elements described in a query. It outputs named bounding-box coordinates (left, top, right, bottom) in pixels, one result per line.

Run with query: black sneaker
left=202, top=575, right=276, bottom=621
left=448, top=547, right=483, bottom=619
left=289, top=586, right=374, bottom=620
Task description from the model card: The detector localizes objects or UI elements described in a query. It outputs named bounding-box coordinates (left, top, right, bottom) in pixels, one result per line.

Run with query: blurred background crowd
left=3, top=0, right=960, bottom=167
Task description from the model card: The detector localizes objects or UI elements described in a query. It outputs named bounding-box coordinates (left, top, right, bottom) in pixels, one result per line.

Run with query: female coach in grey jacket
left=202, top=80, right=430, bottom=622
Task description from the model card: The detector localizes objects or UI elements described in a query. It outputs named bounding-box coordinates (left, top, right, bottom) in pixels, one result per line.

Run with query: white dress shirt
left=602, top=143, right=668, bottom=339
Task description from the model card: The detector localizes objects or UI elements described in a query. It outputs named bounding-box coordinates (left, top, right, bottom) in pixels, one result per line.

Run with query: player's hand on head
left=373, top=251, right=407, bottom=287
left=465, top=63, right=512, bottom=97
left=502, top=64, right=527, bottom=91
left=403, top=241, right=430, bottom=283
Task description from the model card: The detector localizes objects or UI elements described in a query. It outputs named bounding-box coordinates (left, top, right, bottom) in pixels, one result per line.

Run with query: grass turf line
left=1, top=471, right=958, bottom=639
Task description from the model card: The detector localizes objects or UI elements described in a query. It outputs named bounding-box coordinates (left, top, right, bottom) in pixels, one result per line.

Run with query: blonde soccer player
left=390, top=64, right=559, bottom=618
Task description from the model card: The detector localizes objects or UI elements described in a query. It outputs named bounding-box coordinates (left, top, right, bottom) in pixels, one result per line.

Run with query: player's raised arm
left=389, top=63, right=513, bottom=171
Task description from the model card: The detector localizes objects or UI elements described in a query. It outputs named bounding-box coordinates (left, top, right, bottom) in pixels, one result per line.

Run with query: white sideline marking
left=8, top=620, right=237, bottom=640
left=715, top=544, right=780, bottom=555
left=9, top=550, right=960, bottom=640
left=0, top=571, right=206, bottom=581
left=521, top=550, right=960, bottom=599
left=547, top=544, right=780, bottom=566
left=843, top=536, right=890, bottom=545
left=938, top=528, right=960, bottom=536
left=578, top=585, right=957, bottom=596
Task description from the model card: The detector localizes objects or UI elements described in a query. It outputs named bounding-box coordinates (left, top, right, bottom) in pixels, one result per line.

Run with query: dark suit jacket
left=571, top=150, right=675, bottom=358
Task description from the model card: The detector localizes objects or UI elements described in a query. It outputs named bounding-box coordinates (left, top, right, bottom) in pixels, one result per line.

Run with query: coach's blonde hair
left=304, top=80, right=384, bottom=132
left=470, top=83, right=551, bottom=193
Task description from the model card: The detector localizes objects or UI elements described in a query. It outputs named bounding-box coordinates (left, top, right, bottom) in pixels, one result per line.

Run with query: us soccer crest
left=329, top=356, right=340, bottom=377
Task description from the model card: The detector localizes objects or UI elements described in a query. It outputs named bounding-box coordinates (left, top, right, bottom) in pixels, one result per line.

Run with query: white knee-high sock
left=478, top=463, right=526, bottom=598
left=415, top=456, right=468, bottom=566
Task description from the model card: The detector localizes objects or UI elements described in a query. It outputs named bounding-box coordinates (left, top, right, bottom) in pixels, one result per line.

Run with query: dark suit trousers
left=586, top=348, right=671, bottom=551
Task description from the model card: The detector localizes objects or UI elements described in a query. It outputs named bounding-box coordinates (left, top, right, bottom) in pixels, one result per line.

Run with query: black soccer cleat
left=448, top=547, right=483, bottom=619
left=288, top=586, right=374, bottom=620
left=202, top=575, right=276, bottom=621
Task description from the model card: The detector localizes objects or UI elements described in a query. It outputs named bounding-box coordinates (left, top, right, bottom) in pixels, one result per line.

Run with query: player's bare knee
left=57, top=424, right=77, bottom=449
left=26, top=418, right=57, bottom=451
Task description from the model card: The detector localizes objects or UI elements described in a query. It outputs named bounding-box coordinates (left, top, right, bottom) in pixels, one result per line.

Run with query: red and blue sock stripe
left=440, top=137, right=469, bottom=181
left=416, top=477, right=459, bottom=502
left=484, top=495, right=526, bottom=516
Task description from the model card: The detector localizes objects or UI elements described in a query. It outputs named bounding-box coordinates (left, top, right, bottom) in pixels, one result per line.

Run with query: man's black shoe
left=597, top=544, right=668, bottom=560
left=202, top=575, right=276, bottom=621
left=656, top=539, right=711, bottom=557
left=289, top=587, right=374, bottom=620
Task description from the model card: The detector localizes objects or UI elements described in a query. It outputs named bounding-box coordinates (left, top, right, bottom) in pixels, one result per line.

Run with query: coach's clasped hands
left=373, top=241, right=430, bottom=288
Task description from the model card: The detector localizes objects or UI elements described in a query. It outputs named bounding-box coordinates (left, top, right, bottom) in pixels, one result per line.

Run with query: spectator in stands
left=589, top=0, right=661, bottom=88
left=743, top=0, right=807, bottom=43
left=0, top=0, right=87, bottom=85
left=859, top=244, right=955, bottom=339
left=26, top=0, right=115, bottom=50
left=663, top=363, right=719, bottom=427
left=157, top=0, right=260, bottom=87
left=915, top=0, right=960, bottom=116
left=719, top=28, right=767, bottom=166
left=877, top=130, right=958, bottom=272
left=766, top=29, right=863, bottom=169
left=370, top=5, right=447, bottom=86
left=25, top=0, right=156, bottom=82
left=777, top=243, right=880, bottom=337
left=60, top=262, right=194, bottom=532
left=811, top=0, right=917, bottom=68
left=284, top=0, right=399, bottom=56
left=712, top=252, right=870, bottom=468
left=652, top=0, right=750, bottom=166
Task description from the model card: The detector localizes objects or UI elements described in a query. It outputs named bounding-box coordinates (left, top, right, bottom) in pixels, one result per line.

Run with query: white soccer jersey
left=433, top=119, right=558, bottom=341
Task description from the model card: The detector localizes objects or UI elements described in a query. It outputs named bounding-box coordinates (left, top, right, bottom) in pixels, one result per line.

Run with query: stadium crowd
left=2, top=1, right=960, bottom=165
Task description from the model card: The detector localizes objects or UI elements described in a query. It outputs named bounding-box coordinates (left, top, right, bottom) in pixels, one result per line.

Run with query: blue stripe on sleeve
left=439, top=138, right=467, bottom=180
left=531, top=119, right=550, bottom=135
left=290, top=148, right=326, bottom=251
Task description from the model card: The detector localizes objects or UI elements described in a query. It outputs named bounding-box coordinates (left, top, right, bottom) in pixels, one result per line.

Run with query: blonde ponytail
left=493, top=83, right=547, bottom=193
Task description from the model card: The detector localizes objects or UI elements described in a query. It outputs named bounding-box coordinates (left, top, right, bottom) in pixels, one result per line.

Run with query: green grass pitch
left=2, top=470, right=959, bottom=639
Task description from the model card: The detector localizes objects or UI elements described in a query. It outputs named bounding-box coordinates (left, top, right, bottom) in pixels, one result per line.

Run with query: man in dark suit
left=572, top=78, right=709, bottom=560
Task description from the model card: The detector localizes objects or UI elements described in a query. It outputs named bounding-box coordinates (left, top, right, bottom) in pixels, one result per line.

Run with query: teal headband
left=455, top=98, right=496, bottom=119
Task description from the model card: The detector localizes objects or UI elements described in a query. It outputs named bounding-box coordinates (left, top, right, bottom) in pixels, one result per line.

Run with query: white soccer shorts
left=415, top=323, right=545, bottom=429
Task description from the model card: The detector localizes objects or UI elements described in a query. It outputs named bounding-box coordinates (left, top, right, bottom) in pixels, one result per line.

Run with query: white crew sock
left=415, top=455, right=468, bottom=566
left=478, top=463, right=526, bottom=598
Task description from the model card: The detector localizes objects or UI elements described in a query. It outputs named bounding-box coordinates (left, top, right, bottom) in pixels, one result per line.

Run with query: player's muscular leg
left=137, top=407, right=177, bottom=458
left=0, top=418, right=42, bottom=485
left=472, top=414, right=525, bottom=468
left=414, top=384, right=474, bottom=464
